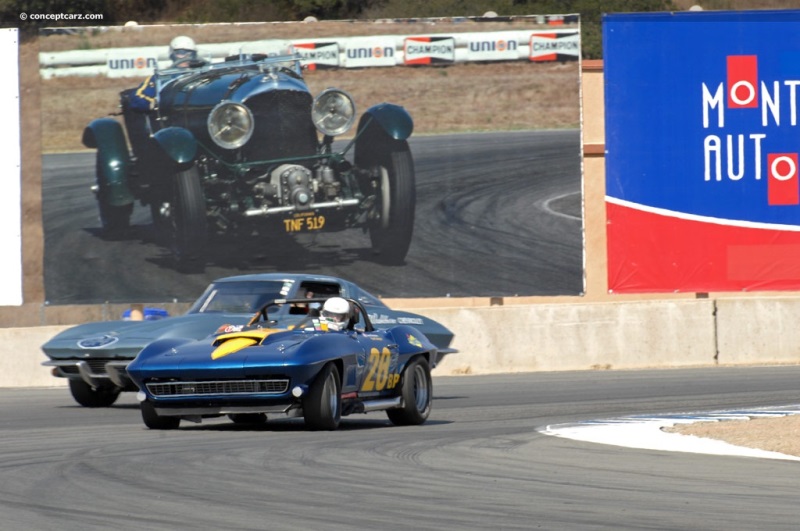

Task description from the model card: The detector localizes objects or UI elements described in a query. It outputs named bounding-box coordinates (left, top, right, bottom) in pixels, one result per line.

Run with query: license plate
left=283, top=213, right=326, bottom=232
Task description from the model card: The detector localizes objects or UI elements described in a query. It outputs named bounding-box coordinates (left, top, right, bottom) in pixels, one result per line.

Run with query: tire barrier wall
left=39, top=22, right=580, bottom=78
left=5, top=297, right=799, bottom=388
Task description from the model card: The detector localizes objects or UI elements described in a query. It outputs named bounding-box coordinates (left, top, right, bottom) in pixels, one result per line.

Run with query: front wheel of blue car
left=141, top=400, right=180, bottom=430
left=387, top=358, right=432, bottom=426
left=303, top=363, right=342, bottom=430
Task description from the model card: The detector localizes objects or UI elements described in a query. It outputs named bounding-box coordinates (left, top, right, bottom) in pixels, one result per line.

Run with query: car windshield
left=187, top=280, right=289, bottom=314
left=155, top=52, right=302, bottom=82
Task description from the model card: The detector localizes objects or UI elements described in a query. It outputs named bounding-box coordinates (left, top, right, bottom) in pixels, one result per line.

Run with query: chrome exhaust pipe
left=361, top=397, right=402, bottom=412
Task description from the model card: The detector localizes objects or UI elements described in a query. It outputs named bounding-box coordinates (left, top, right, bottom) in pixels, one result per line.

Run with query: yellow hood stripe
left=211, top=329, right=279, bottom=360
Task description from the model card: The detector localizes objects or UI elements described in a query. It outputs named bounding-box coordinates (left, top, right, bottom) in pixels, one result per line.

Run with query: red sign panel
left=768, top=153, right=799, bottom=206
left=727, top=55, right=759, bottom=108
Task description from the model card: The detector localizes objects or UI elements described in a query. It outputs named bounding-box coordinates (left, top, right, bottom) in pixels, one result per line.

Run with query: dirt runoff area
left=668, top=415, right=800, bottom=458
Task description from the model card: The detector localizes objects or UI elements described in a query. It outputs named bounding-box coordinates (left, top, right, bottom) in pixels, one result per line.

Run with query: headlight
left=312, top=89, right=356, bottom=136
left=207, top=101, right=254, bottom=149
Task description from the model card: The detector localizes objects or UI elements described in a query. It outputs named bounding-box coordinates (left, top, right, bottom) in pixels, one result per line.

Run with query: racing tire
left=97, top=198, right=133, bottom=234
left=303, top=363, right=342, bottom=430
left=387, top=357, right=432, bottom=426
left=68, top=379, right=121, bottom=408
left=357, top=134, right=416, bottom=265
left=95, top=154, right=133, bottom=235
left=141, top=400, right=181, bottom=430
left=169, top=165, right=207, bottom=272
left=228, top=413, right=268, bottom=425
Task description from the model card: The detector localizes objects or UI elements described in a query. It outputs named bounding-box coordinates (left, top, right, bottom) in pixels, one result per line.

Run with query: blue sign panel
left=604, top=10, right=800, bottom=292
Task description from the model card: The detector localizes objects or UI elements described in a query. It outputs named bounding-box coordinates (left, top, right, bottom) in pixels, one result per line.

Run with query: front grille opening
left=146, top=379, right=290, bottom=397
left=88, top=360, right=110, bottom=373
left=245, top=91, right=318, bottom=162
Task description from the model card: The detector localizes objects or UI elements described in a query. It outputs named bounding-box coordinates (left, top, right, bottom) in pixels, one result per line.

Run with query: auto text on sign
left=702, top=55, right=800, bottom=206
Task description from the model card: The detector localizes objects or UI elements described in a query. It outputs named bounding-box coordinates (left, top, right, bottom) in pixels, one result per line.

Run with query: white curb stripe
left=540, top=406, right=800, bottom=461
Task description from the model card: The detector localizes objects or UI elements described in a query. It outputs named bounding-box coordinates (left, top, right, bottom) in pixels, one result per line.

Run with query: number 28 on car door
left=361, top=345, right=400, bottom=392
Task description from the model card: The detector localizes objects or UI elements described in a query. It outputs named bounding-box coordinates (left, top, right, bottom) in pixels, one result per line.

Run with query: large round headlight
left=312, top=89, right=356, bottom=137
left=207, top=101, right=254, bottom=149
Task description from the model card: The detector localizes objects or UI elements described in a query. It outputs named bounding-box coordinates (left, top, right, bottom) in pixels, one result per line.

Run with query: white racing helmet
left=169, top=35, right=198, bottom=65
left=321, top=297, right=350, bottom=331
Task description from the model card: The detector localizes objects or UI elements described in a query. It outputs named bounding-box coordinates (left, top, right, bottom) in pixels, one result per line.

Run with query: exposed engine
left=258, top=164, right=343, bottom=211
left=277, top=164, right=313, bottom=210
left=198, top=159, right=361, bottom=232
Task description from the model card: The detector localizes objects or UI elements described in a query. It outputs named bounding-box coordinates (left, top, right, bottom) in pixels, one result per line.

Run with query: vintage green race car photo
left=83, top=41, right=415, bottom=270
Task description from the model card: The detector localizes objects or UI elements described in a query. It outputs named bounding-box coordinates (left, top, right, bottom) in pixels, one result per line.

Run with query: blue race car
left=41, top=273, right=455, bottom=408
left=126, top=296, right=452, bottom=430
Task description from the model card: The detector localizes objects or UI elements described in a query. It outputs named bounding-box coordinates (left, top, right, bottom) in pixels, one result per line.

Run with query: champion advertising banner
left=604, top=10, right=800, bottom=292
left=294, top=41, right=340, bottom=70
left=529, top=32, right=579, bottom=62
left=403, top=36, right=455, bottom=65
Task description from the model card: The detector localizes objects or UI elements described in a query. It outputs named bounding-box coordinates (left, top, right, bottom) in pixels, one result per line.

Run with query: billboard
left=39, top=17, right=583, bottom=304
left=0, top=28, right=22, bottom=306
left=604, top=10, right=800, bottom=293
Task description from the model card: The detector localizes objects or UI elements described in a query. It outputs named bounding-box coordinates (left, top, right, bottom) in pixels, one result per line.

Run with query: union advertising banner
left=342, top=37, right=396, bottom=67
left=463, top=31, right=520, bottom=61
left=604, top=10, right=800, bottom=292
left=106, top=51, right=159, bottom=78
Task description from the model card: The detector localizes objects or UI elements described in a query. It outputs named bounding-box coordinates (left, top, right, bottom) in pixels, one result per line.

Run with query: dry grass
left=308, top=61, right=578, bottom=132
left=39, top=57, right=579, bottom=153
left=667, top=415, right=800, bottom=457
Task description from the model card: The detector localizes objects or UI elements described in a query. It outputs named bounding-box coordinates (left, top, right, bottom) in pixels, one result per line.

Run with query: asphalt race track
left=3, top=366, right=799, bottom=530
left=42, top=130, right=583, bottom=304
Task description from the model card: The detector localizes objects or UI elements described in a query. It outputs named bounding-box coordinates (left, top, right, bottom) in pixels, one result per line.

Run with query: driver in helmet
left=168, top=35, right=201, bottom=68
left=320, top=297, right=351, bottom=332
left=128, top=36, right=203, bottom=112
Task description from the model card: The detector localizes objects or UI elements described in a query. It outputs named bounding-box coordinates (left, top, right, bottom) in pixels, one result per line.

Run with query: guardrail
left=39, top=27, right=580, bottom=78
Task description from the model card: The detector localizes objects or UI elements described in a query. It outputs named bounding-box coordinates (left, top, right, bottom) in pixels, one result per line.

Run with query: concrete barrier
left=1, top=325, right=70, bottom=388
left=432, top=300, right=717, bottom=374
left=716, top=298, right=800, bottom=365
left=3, top=298, right=800, bottom=388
